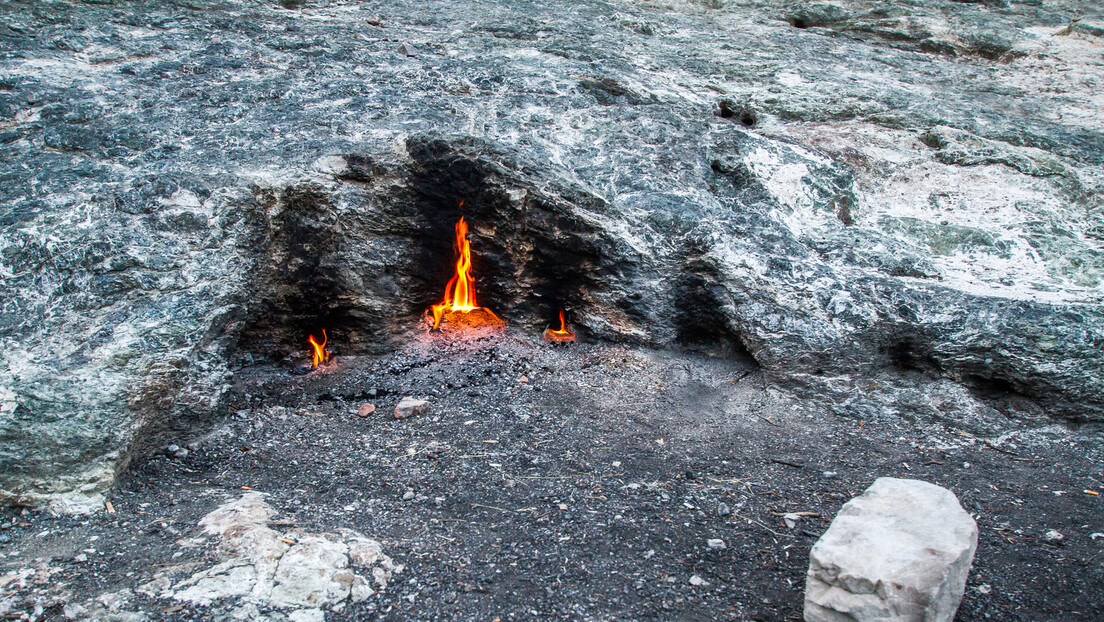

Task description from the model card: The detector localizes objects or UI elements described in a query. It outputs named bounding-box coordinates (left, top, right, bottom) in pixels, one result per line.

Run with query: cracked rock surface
left=0, top=0, right=1102, bottom=505
left=805, top=477, right=978, bottom=622
left=152, top=492, right=397, bottom=620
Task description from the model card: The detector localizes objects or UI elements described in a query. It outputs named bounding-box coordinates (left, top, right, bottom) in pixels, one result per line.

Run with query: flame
left=543, top=309, right=575, bottom=342
left=549, top=310, right=572, bottom=336
left=428, top=212, right=500, bottom=329
left=307, top=329, right=329, bottom=367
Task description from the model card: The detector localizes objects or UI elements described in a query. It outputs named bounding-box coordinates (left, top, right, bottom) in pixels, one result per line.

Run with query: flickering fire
left=307, top=330, right=330, bottom=367
left=543, top=310, right=576, bottom=343
left=428, top=212, right=501, bottom=330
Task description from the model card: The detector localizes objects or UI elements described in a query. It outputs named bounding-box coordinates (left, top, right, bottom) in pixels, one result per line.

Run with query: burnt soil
left=2, top=330, right=1103, bottom=621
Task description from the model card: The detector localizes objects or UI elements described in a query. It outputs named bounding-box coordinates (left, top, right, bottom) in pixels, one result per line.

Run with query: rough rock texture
left=163, top=492, right=399, bottom=617
left=393, top=397, right=430, bottom=420
left=0, top=0, right=1102, bottom=507
left=805, top=477, right=978, bottom=622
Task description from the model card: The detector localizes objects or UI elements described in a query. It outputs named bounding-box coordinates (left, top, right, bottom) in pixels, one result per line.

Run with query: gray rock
left=0, top=0, right=1101, bottom=510
left=805, top=478, right=978, bottom=622
left=394, top=398, right=430, bottom=420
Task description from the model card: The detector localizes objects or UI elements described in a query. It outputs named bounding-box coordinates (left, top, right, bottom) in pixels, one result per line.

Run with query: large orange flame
left=307, top=330, right=329, bottom=367
left=429, top=213, right=500, bottom=330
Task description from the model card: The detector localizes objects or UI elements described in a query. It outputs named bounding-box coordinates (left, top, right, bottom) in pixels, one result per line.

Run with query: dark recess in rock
left=718, top=99, right=757, bottom=128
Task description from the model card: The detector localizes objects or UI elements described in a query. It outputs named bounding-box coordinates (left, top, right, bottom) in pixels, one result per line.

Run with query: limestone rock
left=805, top=478, right=978, bottom=622
left=169, top=493, right=400, bottom=616
left=394, top=397, right=430, bottom=419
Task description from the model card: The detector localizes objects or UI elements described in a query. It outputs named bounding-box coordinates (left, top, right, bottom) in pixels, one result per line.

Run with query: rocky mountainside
left=1, top=0, right=1102, bottom=511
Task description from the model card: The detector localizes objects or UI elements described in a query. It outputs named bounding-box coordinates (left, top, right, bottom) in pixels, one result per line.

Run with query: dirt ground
left=2, top=330, right=1103, bottom=621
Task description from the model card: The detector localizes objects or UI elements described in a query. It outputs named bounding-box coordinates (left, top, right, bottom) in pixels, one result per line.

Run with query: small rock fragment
left=822, top=471, right=837, bottom=479
left=357, top=403, right=376, bottom=417
left=402, top=491, right=415, bottom=501
left=1044, top=529, right=1064, bottom=543
left=706, top=538, right=726, bottom=550
left=689, top=575, right=709, bottom=586
left=394, top=397, right=429, bottom=419
left=397, top=42, right=415, bottom=57
left=288, top=608, right=325, bottom=622
left=717, top=502, right=730, bottom=516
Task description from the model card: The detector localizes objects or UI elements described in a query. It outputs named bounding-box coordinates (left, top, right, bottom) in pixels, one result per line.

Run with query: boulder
left=805, top=478, right=978, bottom=622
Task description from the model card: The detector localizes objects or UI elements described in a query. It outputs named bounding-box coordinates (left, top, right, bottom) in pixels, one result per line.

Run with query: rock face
left=0, top=0, right=1102, bottom=507
left=805, top=478, right=978, bottom=622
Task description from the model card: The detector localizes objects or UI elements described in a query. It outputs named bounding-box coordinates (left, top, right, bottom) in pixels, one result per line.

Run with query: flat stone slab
left=805, top=477, right=978, bottom=622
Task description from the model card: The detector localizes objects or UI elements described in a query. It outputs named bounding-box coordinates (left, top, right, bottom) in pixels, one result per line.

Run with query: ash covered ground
left=1, top=330, right=1102, bottom=621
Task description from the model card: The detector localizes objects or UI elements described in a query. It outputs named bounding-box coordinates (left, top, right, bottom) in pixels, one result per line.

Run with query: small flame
left=550, top=310, right=571, bottom=336
left=307, top=329, right=330, bottom=367
left=428, top=209, right=500, bottom=330
left=543, top=309, right=575, bottom=342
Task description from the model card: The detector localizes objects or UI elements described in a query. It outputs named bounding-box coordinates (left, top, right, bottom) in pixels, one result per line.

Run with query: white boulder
left=805, top=477, right=978, bottom=622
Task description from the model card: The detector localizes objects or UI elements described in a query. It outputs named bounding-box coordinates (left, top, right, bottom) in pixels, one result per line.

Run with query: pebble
left=394, top=397, right=430, bottom=419
left=706, top=538, right=726, bottom=550
left=402, top=491, right=415, bottom=501
left=356, top=403, right=376, bottom=417
left=1044, top=529, right=1064, bottom=543
left=717, top=502, right=730, bottom=516
left=165, top=444, right=188, bottom=459
left=689, top=575, right=709, bottom=587
left=822, top=471, right=837, bottom=479
left=397, top=42, right=415, bottom=57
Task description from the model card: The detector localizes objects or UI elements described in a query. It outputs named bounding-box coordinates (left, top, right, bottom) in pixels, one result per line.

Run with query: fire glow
left=543, top=310, right=575, bottom=343
left=307, top=330, right=330, bottom=367
left=428, top=212, right=501, bottom=330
